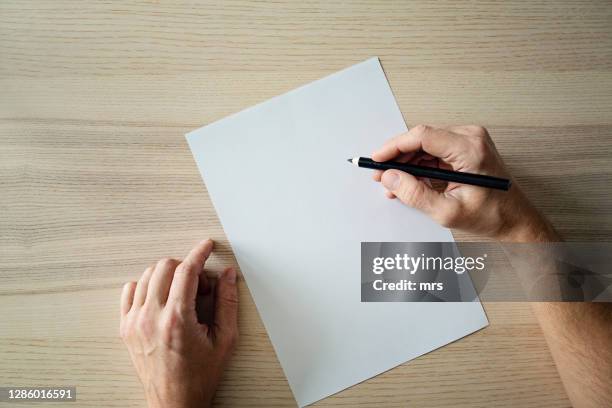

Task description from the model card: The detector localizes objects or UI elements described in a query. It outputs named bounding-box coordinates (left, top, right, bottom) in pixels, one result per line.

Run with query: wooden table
left=2, top=1, right=611, bottom=406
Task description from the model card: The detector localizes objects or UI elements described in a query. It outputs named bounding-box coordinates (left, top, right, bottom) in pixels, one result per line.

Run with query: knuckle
left=159, top=310, right=186, bottom=346
left=174, top=263, right=186, bottom=275
left=160, top=309, right=182, bottom=333
left=135, top=313, right=155, bottom=338
left=157, top=258, right=176, bottom=269
left=470, top=135, right=489, bottom=159
left=177, top=269, right=198, bottom=285
left=468, top=125, right=488, bottom=137
left=176, top=262, right=196, bottom=277
left=220, top=291, right=239, bottom=305
left=398, top=180, right=424, bottom=208
left=220, top=329, right=239, bottom=351
left=412, top=124, right=430, bottom=135
left=120, top=316, right=136, bottom=339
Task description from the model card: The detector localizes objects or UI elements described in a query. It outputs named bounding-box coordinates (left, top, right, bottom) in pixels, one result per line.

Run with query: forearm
left=533, top=302, right=612, bottom=408
left=505, top=212, right=612, bottom=407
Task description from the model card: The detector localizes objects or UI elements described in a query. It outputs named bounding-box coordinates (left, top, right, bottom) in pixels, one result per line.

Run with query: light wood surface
left=2, top=1, right=612, bottom=406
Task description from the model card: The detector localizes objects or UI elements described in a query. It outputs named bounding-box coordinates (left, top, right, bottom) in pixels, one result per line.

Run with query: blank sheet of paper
left=186, top=58, right=488, bottom=407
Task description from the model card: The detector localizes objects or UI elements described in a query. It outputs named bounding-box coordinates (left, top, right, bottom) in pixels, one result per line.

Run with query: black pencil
left=347, top=157, right=511, bottom=191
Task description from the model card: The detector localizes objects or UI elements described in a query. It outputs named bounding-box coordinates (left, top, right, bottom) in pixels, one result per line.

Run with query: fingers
left=168, top=239, right=214, bottom=307
left=133, top=266, right=154, bottom=307
left=381, top=169, right=459, bottom=225
left=214, top=267, right=239, bottom=349
left=147, top=258, right=180, bottom=305
left=372, top=152, right=416, bottom=182
left=372, top=169, right=383, bottom=182
left=372, top=125, right=467, bottom=163
left=120, top=281, right=137, bottom=316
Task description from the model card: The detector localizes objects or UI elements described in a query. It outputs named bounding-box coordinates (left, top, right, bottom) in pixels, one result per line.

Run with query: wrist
left=494, top=187, right=560, bottom=243
left=147, top=395, right=212, bottom=408
left=145, top=381, right=212, bottom=408
left=498, top=217, right=559, bottom=242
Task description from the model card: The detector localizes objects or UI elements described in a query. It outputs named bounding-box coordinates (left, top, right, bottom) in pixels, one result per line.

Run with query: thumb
left=381, top=170, right=456, bottom=222
left=214, top=267, right=239, bottom=350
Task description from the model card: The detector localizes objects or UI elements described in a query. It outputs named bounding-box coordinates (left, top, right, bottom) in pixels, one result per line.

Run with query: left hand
left=120, top=239, right=238, bottom=408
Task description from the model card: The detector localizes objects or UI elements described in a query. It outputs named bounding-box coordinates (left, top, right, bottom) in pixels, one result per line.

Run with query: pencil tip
left=347, top=158, right=352, bottom=163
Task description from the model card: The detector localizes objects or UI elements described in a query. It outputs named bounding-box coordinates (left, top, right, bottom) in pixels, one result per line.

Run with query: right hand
left=372, top=125, right=557, bottom=242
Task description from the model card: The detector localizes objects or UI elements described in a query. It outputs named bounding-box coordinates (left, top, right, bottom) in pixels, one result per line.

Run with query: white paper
left=186, top=58, right=488, bottom=407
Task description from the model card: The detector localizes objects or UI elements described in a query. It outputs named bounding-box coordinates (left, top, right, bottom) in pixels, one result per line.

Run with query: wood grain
left=2, top=1, right=611, bottom=406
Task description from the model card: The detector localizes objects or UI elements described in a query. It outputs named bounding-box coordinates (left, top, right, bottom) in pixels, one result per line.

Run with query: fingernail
left=224, top=268, right=236, bottom=284
left=200, top=238, right=214, bottom=245
left=381, top=171, right=400, bottom=190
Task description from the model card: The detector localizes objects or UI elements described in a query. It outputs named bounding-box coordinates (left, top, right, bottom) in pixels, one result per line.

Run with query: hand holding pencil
left=364, top=125, right=556, bottom=242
